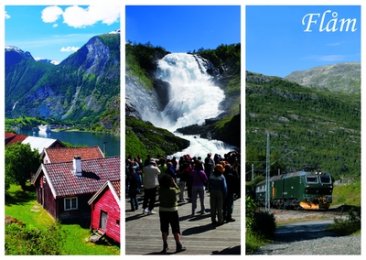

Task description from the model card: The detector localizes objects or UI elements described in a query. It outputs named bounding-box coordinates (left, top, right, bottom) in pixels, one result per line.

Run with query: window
left=306, top=176, right=318, bottom=184
left=320, top=176, right=331, bottom=184
left=116, top=219, right=120, bottom=226
left=64, top=197, right=78, bottom=211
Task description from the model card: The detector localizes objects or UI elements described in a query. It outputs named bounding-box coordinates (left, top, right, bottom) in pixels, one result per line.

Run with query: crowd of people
left=126, top=151, right=240, bottom=253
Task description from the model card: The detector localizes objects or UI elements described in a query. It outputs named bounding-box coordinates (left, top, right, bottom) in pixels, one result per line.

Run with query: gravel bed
left=255, top=234, right=361, bottom=255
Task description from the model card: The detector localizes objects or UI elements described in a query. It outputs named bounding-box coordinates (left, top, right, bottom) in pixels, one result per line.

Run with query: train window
left=306, top=176, right=318, bottom=183
left=320, top=176, right=331, bottom=184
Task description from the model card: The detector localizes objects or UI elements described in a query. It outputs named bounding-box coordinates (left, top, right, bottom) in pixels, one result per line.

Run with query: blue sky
left=126, top=6, right=240, bottom=52
left=5, top=4, right=120, bottom=64
left=246, top=6, right=360, bottom=77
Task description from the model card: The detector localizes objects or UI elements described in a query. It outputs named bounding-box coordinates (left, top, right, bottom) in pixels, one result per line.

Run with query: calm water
left=18, top=129, right=120, bottom=157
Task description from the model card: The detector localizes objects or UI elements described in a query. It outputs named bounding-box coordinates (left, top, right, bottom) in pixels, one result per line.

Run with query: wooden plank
left=125, top=192, right=241, bottom=255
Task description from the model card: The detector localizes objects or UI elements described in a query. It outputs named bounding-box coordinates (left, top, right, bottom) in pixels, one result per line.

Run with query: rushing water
left=18, top=129, right=120, bottom=157
left=142, top=53, right=236, bottom=158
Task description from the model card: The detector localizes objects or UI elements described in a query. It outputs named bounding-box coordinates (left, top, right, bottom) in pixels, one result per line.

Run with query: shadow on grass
left=5, top=189, right=35, bottom=206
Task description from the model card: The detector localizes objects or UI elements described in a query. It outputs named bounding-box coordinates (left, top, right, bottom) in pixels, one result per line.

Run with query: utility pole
left=251, top=164, right=255, bottom=181
left=265, top=132, right=270, bottom=212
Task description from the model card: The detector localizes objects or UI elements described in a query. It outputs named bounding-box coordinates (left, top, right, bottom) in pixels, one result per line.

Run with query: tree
left=5, top=143, right=41, bottom=190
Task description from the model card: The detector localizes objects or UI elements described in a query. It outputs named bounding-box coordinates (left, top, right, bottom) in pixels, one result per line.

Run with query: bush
left=5, top=222, right=64, bottom=255
left=330, top=207, right=361, bottom=235
left=246, top=196, right=276, bottom=254
left=252, top=211, right=276, bottom=238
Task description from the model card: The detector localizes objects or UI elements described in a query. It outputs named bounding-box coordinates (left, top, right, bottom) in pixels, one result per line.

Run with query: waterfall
left=153, top=53, right=225, bottom=131
left=142, top=53, right=235, bottom=157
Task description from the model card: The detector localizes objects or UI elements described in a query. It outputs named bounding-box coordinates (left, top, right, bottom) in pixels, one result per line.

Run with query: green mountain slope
left=126, top=116, right=189, bottom=158
left=246, top=72, right=360, bottom=180
left=5, top=33, right=120, bottom=133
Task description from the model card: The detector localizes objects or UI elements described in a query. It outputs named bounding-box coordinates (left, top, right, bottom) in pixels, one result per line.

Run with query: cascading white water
left=153, top=53, right=225, bottom=130
left=146, top=53, right=235, bottom=157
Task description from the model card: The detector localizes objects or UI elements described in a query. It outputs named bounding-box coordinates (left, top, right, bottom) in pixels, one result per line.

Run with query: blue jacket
left=209, top=173, right=227, bottom=195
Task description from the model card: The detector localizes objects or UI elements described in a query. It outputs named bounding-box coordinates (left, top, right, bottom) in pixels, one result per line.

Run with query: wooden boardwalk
left=125, top=192, right=241, bottom=255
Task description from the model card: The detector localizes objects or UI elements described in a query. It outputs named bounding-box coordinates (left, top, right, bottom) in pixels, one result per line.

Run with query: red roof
left=110, top=180, right=121, bottom=198
left=5, top=132, right=27, bottom=145
left=88, top=179, right=121, bottom=205
left=5, top=132, right=16, bottom=140
left=44, top=146, right=104, bottom=163
left=43, top=157, right=120, bottom=198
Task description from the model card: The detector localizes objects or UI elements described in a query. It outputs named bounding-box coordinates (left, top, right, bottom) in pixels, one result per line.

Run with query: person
left=142, top=159, right=160, bottom=214
left=209, top=164, right=227, bottom=226
left=166, top=161, right=177, bottom=181
left=204, top=153, right=215, bottom=179
left=128, top=163, right=141, bottom=211
left=223, top=163, right=239, bottom=222
left=179, top=160, right=193, bottom=202
left=191, top=161, right=208, bottom=216
left=158, top=174, right=186, bottom=254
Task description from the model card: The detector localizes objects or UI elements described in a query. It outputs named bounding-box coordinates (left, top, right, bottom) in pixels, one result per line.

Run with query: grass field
left=5, top=185, right=120, bottom=255
left=332, top=181, right=361, bottom=207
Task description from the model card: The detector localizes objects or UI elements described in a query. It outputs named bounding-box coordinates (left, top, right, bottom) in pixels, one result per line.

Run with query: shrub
left=5, top=222, right=64, bottom=255
left=330, top=207, right=361, bottom=235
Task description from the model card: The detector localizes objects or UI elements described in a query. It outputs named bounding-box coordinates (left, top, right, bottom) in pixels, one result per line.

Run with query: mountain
left=5, top=33, right=120, bottom=133
left=285, top=63, right=360, bottom=94
left=246, top=71, right=360, bottom=180
left=5, top=47, right=55, bottom=113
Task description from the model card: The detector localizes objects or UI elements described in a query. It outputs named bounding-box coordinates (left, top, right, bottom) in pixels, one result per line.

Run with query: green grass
left=59, top=225, right=120, bottom=255
left=5, top=184, right=120, bottom=255
left=245, top=231, right=267, bottom=254
left=332, top=181, right=361, bottom=206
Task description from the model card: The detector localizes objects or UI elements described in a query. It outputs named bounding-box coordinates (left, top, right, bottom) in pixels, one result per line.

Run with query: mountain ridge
left=5, top=33, right=120, bottom=133
left=285, top=62, right=360, bottom=94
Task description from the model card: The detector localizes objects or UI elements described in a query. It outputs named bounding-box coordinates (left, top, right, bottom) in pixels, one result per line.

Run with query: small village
left=5, top=132, right=121, bottom=255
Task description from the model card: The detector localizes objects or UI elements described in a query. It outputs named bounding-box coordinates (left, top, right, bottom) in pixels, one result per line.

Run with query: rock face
left=5, top=33, right=120, bottom=130
left=285, top=63, right=360, bottom=94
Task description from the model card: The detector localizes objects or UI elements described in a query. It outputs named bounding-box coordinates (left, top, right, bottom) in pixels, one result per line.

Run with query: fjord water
left=19, top=129, right=120, bottom=156
left=145, top=53, right=235, bottom=157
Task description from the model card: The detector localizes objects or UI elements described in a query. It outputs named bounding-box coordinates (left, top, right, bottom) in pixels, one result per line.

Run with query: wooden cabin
left=31, top=156, right=120, bottom=224
left=88, top=180, right=121, bottom=244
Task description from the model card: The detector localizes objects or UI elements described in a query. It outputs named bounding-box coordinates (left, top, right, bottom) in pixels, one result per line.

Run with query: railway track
left=263, top=205, right=357, bottom=225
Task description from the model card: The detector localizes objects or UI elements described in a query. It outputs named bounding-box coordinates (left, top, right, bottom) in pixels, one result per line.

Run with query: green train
left=255, top=171, right=333, bottom=210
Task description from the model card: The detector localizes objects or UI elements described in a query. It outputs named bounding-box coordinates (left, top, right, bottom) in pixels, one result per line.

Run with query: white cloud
left=42, top=6, right=63, bottom=23
left=5, top=11, right=11, bottom=19
left=60, top=46, right=79, bottom=53
left=53, top=24, right=59, bottom=28
left=41, top=4, right=120, bottom=28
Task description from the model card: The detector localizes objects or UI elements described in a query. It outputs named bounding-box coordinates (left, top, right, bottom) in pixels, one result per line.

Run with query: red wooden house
left=31, top=156, right=120, bottom=223
left=88, top=180, right=120, bottom=244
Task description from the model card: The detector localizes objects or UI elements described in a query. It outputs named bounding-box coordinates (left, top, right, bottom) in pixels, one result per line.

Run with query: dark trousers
left=143, top=187, right=157, bottom=211
left=223, top=192, right=234, bottom=220
left=129, top=190, right=138, bottom=211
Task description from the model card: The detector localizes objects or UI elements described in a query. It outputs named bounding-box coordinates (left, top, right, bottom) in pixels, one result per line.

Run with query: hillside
left=285, top=63, right=360, bottom=94
left=126, top=116, right=189, bottom=158
left=5, top=33, right=120, bottom=134
left=246, top=71, right=360, bottom=180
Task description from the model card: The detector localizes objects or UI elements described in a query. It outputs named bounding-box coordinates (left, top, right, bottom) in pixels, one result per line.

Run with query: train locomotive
left=255, top=171, right=333, bottom=210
